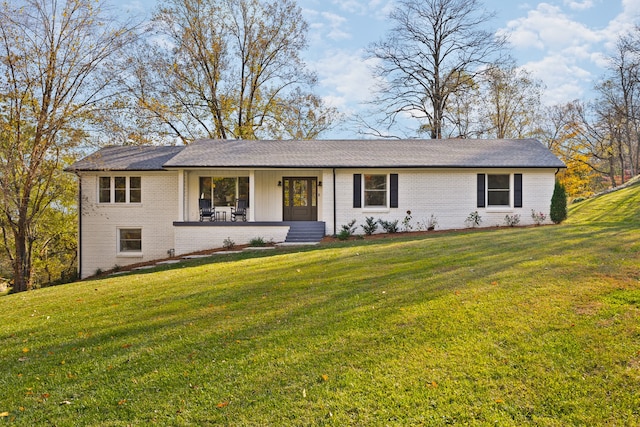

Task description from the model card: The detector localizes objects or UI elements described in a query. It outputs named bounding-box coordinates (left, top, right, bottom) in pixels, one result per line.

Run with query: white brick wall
left=79, top=171, right=179, bottom=278
left=174, top=225, right=289, bottom=255
left=77, top=167, right=557, bottom=278
left=333, top=168, right=556, bottom=233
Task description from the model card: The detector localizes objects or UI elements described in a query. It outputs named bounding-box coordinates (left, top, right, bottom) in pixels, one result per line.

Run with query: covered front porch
left=171, top=168, right=332, bottom=254
left=175, top=168, right=332, bottom=223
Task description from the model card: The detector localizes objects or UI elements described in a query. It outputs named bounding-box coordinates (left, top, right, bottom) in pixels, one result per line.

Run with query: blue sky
left=299, top=0, right=638, bottom=117
left=121, top=0, right=640, bottom=136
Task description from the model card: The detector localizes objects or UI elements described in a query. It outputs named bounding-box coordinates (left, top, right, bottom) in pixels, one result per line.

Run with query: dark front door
left=283, top=177, right=317, bottom=221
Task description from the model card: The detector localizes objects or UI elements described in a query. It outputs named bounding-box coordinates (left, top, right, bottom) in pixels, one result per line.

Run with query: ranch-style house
left=67, top=138, right=566, bottom=278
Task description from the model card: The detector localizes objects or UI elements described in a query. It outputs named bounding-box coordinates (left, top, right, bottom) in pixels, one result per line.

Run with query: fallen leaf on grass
left=321, top=374, right=329, bottom=382
left=216, top=401, right=229, bottom=408
left=22, top=348, right=29, bottom=353
left=121, top=344, right=132, bottom=349
left=118, top=399, right=127, bottom=405
left=0, top=412, right=9, bottom=417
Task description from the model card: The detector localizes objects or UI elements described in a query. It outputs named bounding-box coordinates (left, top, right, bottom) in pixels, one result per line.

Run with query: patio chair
left=199, top=198, right=215, bottom=221
left=230, top=199, right=247, bottom=222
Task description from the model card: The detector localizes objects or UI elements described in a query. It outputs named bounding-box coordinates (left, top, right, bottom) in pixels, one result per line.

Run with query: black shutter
left=477, top=174, right=485, bottom=208
left=390, top=173, right=398, bottom=208
left=353, top=174, right=361, bottom=208
left=514, top=173, right=523, bottom=208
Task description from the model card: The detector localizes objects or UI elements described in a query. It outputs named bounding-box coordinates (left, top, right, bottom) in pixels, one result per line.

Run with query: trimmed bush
left=361, top=217, right=379, bottom=235
left=550, top=181, right=568, bottom=223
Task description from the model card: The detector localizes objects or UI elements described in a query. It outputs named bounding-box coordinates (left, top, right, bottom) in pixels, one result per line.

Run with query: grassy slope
left=0, top=185, right=639, bottom=426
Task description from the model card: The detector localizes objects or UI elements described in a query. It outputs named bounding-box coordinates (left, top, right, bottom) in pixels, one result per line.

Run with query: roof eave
left=162, top=164, right=566, bottom=169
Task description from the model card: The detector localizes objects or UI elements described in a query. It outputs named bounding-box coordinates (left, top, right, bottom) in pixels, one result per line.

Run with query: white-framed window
left=354, top=173, right=398, bottom=209
left=99, top=176, right=141, bottom=204
left=118, top=228, right=142, bottom=255
left=478, top=173, right=523, bottom=209
left=364, top=174, right=387, bottom=207
left=487, top=174, right=510, bottom=207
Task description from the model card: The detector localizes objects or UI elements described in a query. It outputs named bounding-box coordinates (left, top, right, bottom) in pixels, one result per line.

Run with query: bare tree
left=478, top=62, right=544, bottom=139
left=442, top=71, right=481, bottom=138
left=114, top=0, right=335, bottom=143
left=263, top=88, right=342, bottom=140
left=599, top=35, right=640, bottom=181
left=0, top=0, right=136, bottom=292
left=367, top=0, right=505, bottom=139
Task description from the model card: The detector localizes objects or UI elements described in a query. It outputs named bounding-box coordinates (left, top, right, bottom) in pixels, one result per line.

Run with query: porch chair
left=230, top=199, right=247, bottom=222
left=199, top=198, right=215, bottom=221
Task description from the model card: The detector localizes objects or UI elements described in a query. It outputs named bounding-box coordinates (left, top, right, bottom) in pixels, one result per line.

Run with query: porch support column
left=177, top=169, right=185, bottom=222
left=249, top=169, right=255, bottom=221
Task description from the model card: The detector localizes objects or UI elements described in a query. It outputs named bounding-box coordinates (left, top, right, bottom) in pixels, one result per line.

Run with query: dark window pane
left=365, top=174, right=386, bottom=190
left=213, top=177, right=236, bottom=206
left=99, top=177, right=111, bottom=203
left=364, top=174, right=387, bottom=207
left=487, top=174, right=510, bottom=206
left=119, top=229, right=141, bottom=252
left=114, top=177, right=126, bottom=203
left=238, top=177, right=249, bottom=207
left=199, top=177, right=213, bottom=201
left=488, top=174, right=509, bottom=189
left=129, top=177, right=141, bottom=203
left=488, top=190, right=510, bottom=206
left=365, top=190, right=386, bottom=207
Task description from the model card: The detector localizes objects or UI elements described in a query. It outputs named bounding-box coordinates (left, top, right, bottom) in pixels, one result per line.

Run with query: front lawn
left=0, top=184, right=639, bottom=425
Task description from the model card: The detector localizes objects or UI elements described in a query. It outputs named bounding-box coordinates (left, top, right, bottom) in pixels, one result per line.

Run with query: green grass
left=1, top=183, right=639, bottom=426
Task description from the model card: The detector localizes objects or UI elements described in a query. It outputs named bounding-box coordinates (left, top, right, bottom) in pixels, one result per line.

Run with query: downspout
left=332, top=168, right=336, bottom=236
left=74, top=172, right=82, bottom=280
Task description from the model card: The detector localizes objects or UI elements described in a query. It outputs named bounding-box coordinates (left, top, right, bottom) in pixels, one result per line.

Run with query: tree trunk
left=12, top=224, right=32, bottom=293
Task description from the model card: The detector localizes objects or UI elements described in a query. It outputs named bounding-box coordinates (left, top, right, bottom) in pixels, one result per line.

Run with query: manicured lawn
left=1, top=184, right=639, bottom=425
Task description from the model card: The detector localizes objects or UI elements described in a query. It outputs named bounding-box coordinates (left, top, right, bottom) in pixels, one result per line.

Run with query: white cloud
left=303, top=8, right=352, bottom=45
left=495, top=1, right=637, bottom=104
left=332, top=0, right=368, bottom=15
left=564, top=0, right=594, bottom=11
left=522, top=54, right=592, bottom=104
left=320, top=11, right=351, bottom=41
left=501, top=3, right=600, bottom=52
left=602, top=0, right=640, bottom=48
left=309, top=50, right=381, bottom=111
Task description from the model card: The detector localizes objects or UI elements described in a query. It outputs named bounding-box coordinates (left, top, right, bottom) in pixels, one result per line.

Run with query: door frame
left=282, top=177, right=318, bottom=221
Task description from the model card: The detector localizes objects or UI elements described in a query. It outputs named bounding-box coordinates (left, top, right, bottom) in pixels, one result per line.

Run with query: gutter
left=73, top=172, right=82, bottom=280
left=332, top=168, right=336, bottom=236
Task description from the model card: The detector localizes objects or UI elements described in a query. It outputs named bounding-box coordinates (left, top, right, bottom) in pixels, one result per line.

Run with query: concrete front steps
left=284, top=221, right=326, bottom=243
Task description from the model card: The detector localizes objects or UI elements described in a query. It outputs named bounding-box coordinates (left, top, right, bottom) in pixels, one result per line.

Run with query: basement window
left=118, top=228, right=142, bottom=255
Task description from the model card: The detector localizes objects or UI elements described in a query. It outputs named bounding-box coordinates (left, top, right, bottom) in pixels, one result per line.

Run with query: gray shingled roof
left=163, top=138, right=566, bottom=169
left=67, top=146, right=184, bottom=171
left=68, top=138, right=566, bottom=171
